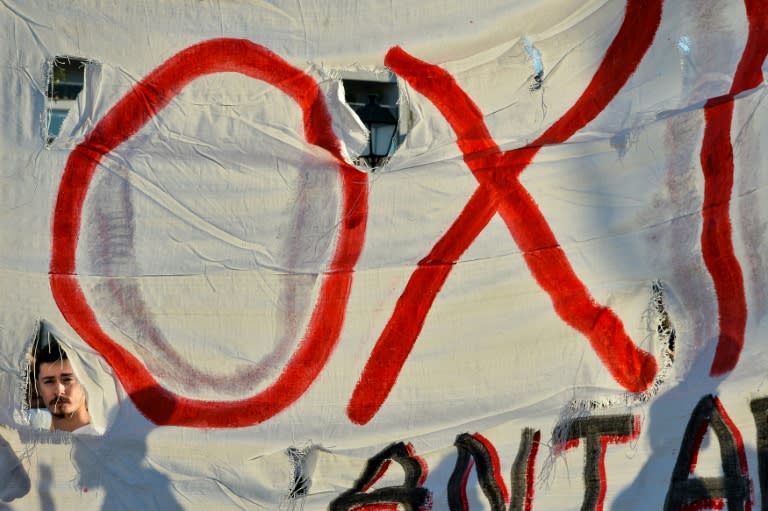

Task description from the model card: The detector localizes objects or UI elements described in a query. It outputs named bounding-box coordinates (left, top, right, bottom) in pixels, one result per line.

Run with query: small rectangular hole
left=342, top=78, right=402, bottom=169
left=46, top=56, right=88, bottom=143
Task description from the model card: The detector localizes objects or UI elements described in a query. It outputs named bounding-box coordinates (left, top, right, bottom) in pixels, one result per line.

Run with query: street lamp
left=355, top=95, right=398, bottom=169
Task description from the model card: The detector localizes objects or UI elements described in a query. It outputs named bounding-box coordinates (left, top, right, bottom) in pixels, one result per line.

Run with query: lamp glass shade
left=355, top=95, right=398, bottom=164
left=367, top=122, right=397, bottom=157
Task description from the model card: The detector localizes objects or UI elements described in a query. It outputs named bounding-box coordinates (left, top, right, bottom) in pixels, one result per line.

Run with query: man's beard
left=49, top=397, right=71, bottom=419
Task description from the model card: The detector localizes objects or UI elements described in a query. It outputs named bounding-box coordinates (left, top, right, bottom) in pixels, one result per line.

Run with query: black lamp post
left=355, top=95, right=398, bottom=169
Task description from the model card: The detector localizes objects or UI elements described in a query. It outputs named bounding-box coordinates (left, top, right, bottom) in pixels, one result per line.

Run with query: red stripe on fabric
left=707, top=0, right=768, bottom=376
left=597, top=436, right=609, bottom=511
left=525, top=431, right=541, bottom=511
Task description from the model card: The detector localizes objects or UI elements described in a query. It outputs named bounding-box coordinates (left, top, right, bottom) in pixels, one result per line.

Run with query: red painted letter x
left=348, top=0, right=663, bottom=424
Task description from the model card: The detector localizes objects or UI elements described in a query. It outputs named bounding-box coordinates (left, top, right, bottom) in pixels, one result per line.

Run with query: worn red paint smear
left=355, top=444, right=428, bottom=511
left=50, top=38, right=368, bottom=427
left=706, top=0, right=767, bottom=376
left=680, top=398, right=749, bottom=511
left=353, top=505, right=399, bottom=511
left=680, top=499, right=725, bottom=511
left=459, top=459, right=474, bottom=511
left=406, top=443, right=430, bottom=487
left=687, top=419, right=711, bottom=475
left=525, top=431, right=540, bottom=511
left=713, top=397, right=751, bottom=511
left=348, top=0, right=662, bottom=425
left=595, top=416, right=641, bottom=511
left=474, top=433, right=510, bottom=506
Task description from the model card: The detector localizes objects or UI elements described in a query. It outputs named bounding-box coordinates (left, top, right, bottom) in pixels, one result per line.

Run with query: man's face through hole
left=36, top=359, right=87, bottom=420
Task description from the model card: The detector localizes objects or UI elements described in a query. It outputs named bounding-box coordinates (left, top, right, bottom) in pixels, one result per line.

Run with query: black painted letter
left=664, top=395, right=751, bottom=511
left=448, top=433, right=508, bottom=511
left=510, top=428, right=540, bottom=511
left=554, top=414, right=637, bottom=511
left=329, top=442, right=431, bottom=511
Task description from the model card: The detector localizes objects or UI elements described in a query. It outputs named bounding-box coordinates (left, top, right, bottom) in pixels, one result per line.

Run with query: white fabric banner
left=0, top=0, right=767, bottom=509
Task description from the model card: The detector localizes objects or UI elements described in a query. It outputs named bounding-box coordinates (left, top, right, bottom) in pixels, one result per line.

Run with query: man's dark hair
left=33, top=338, right=68, bottom=382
